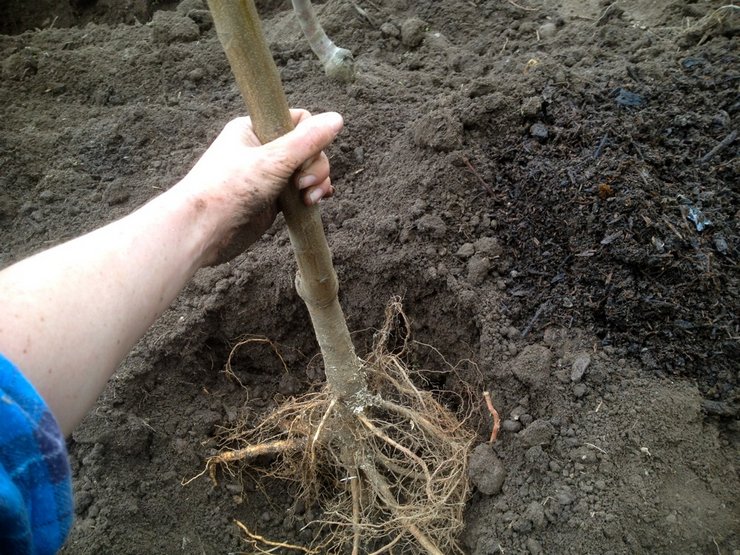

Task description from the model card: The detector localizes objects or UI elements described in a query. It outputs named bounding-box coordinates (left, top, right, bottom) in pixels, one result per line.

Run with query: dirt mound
left=1, top=0, right=737, bottom=553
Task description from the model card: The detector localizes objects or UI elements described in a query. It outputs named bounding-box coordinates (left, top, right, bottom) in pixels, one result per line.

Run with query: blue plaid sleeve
left=0, top=353, right=73, bottom=555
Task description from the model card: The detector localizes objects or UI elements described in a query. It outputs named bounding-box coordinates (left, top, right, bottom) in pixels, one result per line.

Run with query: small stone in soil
left=474, top=236, right=503, bottom=257
left=530, top=123, right=549, bottom=141
left=401, top=18, right=426, bottom=47
left=613, top=88, right=644, bottom=108
left=518, top=419, right=556, bottom=447
left=713, top=234, right=729, bottom=255
left=573, top=383, right=588, bottom=398
left=521, top=96, right=542, bottom=119
left=456, top=242, right=475, bottom=258
left=538, top=22, right=558, bottom=39
left=526, top=537, right=544, bottom=554
left=467, top=255, right=492, bottom=285
left=511, top=345, right=553, bottom=388
left=502, top=419, right=522, bottom=433
left=571, top=353, right=591, bottom=382
left=468, top=443, right=507, bottom=495
left=186, top=68, right=204, bottom=83
left=380, top=22, right=400, bottom=38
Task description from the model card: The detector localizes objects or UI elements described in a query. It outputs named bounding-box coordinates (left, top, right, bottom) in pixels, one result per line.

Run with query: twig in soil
left=483, top=391, right=501, bottom=443
left=521, top=301, right=549, bottom=338
left=234, top=519, right=318, bottom=553
left=595, top=3, right=618, bottom=26
left=584, top=442, right=607, bottom=454
left=462, top=156, right=496, bottom=197
left=506, top=0, right=538, bottom=12
left=593, top=132, right=609, bottom=159
left=350, top=2, right=377, bottom=27
left=359, top=0, right=380, bottom=11
left=698, top=130, right=737, bottom=164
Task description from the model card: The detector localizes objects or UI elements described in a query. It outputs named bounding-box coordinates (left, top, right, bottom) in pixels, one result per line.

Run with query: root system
left=207, top=299, right=475, bottom=554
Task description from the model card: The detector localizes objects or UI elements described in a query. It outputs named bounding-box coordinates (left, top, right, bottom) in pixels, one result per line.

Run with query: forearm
left=0, top=183, right=212, bottom=435
left=0, top=110, right=342, bottom=436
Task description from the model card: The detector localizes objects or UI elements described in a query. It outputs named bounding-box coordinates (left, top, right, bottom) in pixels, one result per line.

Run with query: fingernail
left=298, top=174, right=318, bottom=189
left=323, top=112, right=344, bottom=134
left=308, top=188, right=323, bottom=205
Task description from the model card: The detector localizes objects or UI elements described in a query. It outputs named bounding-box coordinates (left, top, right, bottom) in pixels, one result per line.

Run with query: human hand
left=177, top=109, right=344, bottom=265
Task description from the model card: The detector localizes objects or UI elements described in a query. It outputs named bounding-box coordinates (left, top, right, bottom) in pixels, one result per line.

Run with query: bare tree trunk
left=206, top=0, right=366, bottom=406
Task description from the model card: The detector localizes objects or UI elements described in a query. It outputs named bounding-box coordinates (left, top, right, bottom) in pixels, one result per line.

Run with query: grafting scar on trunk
left=205, top=0, right=364, bottom=406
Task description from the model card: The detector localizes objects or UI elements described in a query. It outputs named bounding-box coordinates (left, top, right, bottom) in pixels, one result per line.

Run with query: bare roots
left=207, top=299, right=475, bottom=554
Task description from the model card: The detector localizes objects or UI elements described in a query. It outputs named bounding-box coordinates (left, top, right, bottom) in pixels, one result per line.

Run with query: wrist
left=156, top=180, right=224, bottom=269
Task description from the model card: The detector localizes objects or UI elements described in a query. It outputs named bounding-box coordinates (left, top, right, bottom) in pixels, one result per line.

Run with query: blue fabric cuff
left=0, top=353, right=73, bottom=555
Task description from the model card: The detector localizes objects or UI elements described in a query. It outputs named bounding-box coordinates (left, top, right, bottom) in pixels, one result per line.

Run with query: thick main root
left=207, top=300, right=475, bottom=554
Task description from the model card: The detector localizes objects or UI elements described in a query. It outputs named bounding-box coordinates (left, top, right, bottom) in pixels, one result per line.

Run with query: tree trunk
left=206, top=0, right=366, bottom=406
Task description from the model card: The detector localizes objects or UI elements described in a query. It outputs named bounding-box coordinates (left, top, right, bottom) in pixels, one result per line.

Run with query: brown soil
left=1, top=0, right=738, bottom=553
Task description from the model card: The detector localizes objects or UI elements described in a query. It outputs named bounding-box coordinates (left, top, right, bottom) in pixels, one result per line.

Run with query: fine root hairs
left=205, top=298, right=475, bottom=554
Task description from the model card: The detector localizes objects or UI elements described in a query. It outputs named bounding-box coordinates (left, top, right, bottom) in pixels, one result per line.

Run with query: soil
left=1, top=0, right=738, bottom=553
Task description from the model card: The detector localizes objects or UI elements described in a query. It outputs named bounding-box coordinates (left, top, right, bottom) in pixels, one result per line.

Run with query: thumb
left=261, top=112, right=344, bottom=176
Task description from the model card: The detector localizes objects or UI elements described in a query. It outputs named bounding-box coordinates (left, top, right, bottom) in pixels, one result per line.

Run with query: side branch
left=291, top=0, right=356, bottom=82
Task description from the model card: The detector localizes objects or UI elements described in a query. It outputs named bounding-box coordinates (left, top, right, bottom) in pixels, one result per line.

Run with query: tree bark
left=207, top=0, right=366, bottom=405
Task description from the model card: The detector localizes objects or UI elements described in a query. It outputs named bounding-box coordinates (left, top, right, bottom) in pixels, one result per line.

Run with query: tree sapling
left=202, top=1, right=474, bottom=553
